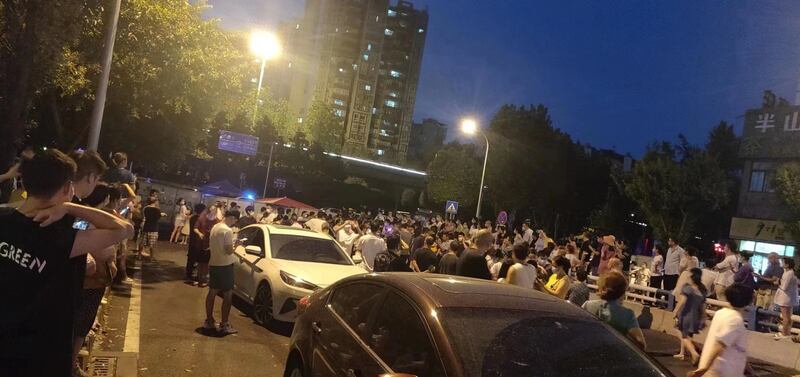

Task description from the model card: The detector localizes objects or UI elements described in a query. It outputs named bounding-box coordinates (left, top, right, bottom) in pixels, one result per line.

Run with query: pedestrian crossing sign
left=445, top=200, right=458, bottom=214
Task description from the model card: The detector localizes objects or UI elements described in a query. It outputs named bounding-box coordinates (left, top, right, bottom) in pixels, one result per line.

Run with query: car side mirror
left=352, top=255, right=363, bottom=264
left=245, top=245, right=263, bottom=256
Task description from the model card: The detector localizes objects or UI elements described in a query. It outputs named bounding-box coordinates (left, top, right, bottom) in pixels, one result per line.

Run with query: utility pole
left=87, top=0, right=122, bottom=151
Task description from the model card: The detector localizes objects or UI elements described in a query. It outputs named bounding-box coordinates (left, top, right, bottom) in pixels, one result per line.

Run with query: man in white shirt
left=664, top=237, right=685, bottom=291
left=305, top=212, right=328, bottom=234
left=689, top=284, right=752, bottom=377
left=521, top=222, right=534, bottom=246
left=260, top=206, right=278, bottom=224
left=356, top=223, right=387, bottom=271
left=713, top=242, right=739, bottom=301
left=205, top=209, right=240, bottom=335
left=337, top=222, right=359, bottom=256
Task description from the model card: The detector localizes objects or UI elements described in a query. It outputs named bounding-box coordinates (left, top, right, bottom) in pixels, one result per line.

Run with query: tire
left=283, top=358, right=304, bottom=377
left=253, top=282, right=274, bottom=326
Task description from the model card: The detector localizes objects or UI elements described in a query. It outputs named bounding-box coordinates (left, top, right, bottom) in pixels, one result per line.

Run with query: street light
left=249, top=31, right=282, bottom=128
left=249, top=31, right=281, bottom=198
left=461, top=117, right=489, bottom=219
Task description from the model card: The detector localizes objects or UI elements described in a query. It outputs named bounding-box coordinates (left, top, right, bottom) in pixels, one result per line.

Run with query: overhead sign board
left=445, top=200, right=458, bottom=214
left=730, top=217, right=794, bottom=244
left=218, top=130, right=259, bottom=156
left=741, top=106, right=800, bottom=159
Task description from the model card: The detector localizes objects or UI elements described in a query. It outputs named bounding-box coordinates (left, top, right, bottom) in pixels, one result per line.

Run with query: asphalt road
left=97, top=242, right=795, bottom=377
left=101, top=242, right=293, bottom=377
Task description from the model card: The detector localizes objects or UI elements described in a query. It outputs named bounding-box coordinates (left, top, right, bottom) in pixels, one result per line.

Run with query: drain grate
left=90, top=355, right=117, bottom=377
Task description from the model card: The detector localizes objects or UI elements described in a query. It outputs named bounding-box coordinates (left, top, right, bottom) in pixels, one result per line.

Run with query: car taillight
left=298, top=295, right=311, bottom=314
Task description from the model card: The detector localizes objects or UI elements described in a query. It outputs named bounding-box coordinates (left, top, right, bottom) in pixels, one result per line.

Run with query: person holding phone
left=0, top=150, right=132, bottom=377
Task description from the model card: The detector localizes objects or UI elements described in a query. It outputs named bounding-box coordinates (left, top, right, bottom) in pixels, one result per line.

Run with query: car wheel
left=253, top=282, right=274, bottom=325
left=284, top=363, right=303, bottom=377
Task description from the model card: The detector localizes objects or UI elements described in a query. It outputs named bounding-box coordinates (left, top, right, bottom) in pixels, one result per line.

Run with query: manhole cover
left=90, top=355, right=117, bottom=377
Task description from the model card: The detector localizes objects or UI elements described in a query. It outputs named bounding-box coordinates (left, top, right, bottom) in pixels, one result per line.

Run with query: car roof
left=339, top=273, right=594, bottom=318
left=246, top=224, right=331, bottom=240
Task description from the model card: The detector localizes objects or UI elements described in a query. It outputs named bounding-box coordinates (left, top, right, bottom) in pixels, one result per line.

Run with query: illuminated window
left=338, top=68, right=345, bottom=73
left=334, top=109, right=345, bottom=117
left=296, top=24, right=300, bottom=30
left=390, top=70, right=401, bottom=78
left=365, top=84, right=372, bottom=91
left=749, top=170, right=773, bottom=192
left=388, top=91, right=398, bottom=98
left=386, top=100, right=397, bottom=108
left=297, top=117, right=303, bottom=123
left=372, top=107, right=377, bottom=114
left=334, top=99, right=345, bottom=106
left=418, top=28, right=425, bottom=33
left=388, top=9, right=396, bottom=17
left=380, top=129, right=389, bottom=136
left=375, top=15, right=379, bottom=22
left=377, top=149, right=385, bottom=156
left=384, top=28, right=394, bottom=36
left=367, top=43, right=372, bottom=51
left=363, top=54, right=369, bottom=61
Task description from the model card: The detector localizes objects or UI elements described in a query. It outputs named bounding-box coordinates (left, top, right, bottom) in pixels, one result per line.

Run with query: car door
left=366, top=290, right=445, bottom=377
left=233, top=227, right=263, bottom=300
left=312, top=283, right=387, bottom=377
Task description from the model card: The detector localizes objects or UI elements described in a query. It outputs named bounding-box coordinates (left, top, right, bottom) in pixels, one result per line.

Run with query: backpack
left=373, top=252, right=393, bottom=272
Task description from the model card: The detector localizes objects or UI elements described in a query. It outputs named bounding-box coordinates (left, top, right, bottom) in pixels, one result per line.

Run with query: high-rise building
left=407, top=118, right=447, bottom=168
left=287, top=0, right=428, bottom=163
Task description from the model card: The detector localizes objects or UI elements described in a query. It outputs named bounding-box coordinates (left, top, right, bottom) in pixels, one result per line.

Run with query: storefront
left=730, top=217, right=795, bottom=273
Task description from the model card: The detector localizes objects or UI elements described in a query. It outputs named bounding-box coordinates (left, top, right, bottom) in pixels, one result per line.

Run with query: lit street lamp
left=249, top=31, right=281, bottom=198
left=249, top=30, right=282, bottom=128
left=461, top=118, right=489, bottom=219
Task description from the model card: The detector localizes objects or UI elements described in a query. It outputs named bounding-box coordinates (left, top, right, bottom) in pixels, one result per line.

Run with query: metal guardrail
left=587, top=275, right=675, bottom=311
left=586, top=275, right=797, bottom=333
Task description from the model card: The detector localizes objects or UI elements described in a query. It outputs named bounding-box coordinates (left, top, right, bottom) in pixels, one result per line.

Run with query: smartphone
left=72, top=219, right=90, bottom=231
left=119, top=207, right=130, bottom=216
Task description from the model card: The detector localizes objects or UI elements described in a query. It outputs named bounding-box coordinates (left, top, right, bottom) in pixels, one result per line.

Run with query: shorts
left=209, top=264, right=234, bottom=291
left=143, top=231, right=159, bottom=246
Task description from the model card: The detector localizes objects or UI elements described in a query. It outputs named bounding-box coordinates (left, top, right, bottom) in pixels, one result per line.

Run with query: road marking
left=123, top=261, right=142, bottom=353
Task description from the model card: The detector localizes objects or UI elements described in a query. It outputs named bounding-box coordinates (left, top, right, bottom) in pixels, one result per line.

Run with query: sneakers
left=774, top=333, right=787, bottom=341
left=119, top=277, right=134, bottom=284
left=219, top=323, right=238, bottom=335
left=203, top=319, right=216, bottom=330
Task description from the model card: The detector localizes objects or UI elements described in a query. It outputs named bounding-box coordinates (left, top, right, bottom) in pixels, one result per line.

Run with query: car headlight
left=280, top=271, right=319, bottom=291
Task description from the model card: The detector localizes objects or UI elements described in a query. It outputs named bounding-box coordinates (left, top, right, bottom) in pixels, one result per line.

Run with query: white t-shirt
left=209, top=222, right=236, bottom=266
left=357, top=234, right=387, bottom=271
left=651, top=254, right=664, bottom=276
left=714, top=254, right=738, bottom=287
left=522, top=228, right=534, bottom=245
left=337, top=229, right=358, bottom=254
left=305, top=218, right=328, bottom=233
left=774, top=269, right=798, bottom=308
left=508, top=263, right=537, bottom=289
left=699, top=308, right=747, bottom=377
left=664, top=245, right=685, bottom=275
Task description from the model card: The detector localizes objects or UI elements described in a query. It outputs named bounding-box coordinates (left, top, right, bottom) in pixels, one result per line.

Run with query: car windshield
left=269, top=234, right=352, bottom=265
left=439, top=308, right=667, bottom=377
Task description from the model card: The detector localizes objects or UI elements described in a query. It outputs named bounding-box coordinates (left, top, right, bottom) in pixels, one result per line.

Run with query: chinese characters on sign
left=218, top=130, right=259, bottom=156
left=755, top=111, right=800, bottom=133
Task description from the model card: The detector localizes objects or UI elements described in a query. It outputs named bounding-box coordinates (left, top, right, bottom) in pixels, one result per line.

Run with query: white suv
left=232, top=224, right=365, bottom=323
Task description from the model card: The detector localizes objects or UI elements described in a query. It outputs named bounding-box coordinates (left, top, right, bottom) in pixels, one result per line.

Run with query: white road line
left=123, top=262, right=142, bottom=353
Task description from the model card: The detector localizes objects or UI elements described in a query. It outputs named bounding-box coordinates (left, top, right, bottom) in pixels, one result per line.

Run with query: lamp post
left=461, top=118, right=489, bottom=219
left=249, top=31, right=282, bottom=127
left=249, top=31, right=281, bottom=197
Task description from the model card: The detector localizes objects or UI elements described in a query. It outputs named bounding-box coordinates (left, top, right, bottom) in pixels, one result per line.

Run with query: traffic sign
left=218, top=130, right=259, bottom=156
left=497, top=211, right=508, bottom=225
left=445, top=200, right=458, bottom=214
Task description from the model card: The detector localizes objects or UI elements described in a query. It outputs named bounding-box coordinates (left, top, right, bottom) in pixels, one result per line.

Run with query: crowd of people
left=1, top=145, right=796, bottom=377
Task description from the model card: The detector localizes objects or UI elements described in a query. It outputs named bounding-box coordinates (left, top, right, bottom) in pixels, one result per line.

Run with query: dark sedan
left=283, top=273, right=671, bottom=377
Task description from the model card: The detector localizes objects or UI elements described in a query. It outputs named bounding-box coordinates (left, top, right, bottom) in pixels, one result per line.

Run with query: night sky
left=205, top=0, right=800, bottom=156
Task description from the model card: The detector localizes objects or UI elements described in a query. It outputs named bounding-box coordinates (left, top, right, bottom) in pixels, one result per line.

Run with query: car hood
left=271, top=259, right=365, bottom=288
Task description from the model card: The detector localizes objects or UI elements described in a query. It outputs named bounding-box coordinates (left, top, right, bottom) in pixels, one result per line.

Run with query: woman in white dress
left=170, top=198, right=190, bottom=243
left=505, top=244, right=537, bottom=289
left=774, top=257, right=798, bottom=340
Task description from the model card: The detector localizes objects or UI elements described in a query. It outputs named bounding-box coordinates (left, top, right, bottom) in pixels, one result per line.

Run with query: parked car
left=232, top=224, right=365, bottom=323
left=284, top=273, right=672, bottom=377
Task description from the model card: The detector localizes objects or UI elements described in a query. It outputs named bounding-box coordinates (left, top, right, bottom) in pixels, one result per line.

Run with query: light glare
left=461, top=118, right=478, bottom=135
left=249, top=31, right=282, bottom=61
